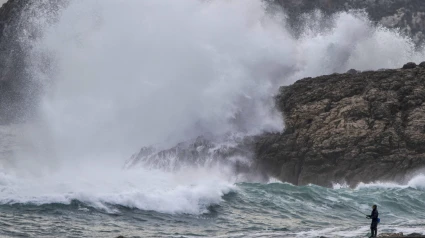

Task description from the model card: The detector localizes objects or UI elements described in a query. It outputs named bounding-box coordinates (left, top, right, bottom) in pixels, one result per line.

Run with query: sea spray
left=0, top=165, right=236, bottom=214
left=0, top=0, right=424, bottom=230
left=24, top=0, right=425, bottom=166
left=355, top=174, right=425, bottom=190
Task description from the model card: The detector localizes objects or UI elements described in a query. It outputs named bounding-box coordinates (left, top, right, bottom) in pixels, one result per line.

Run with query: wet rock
left=346, top=69, right=359, bottom=74
left=407, top=233, right=425, bottom=237
left=379, top=233, right=425, bottom=237
left=275, top=0, right=425, bottom=45
left=255, top=64, right=425, bottom=187
left=128, top=135, right=268, bottom=182
left=402, top=62, right=417, bottom=69
left=379, top=233, right=404, bottom=237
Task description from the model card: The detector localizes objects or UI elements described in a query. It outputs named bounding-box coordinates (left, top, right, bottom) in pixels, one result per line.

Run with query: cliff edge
left=256, top=63, right=425, bottom=187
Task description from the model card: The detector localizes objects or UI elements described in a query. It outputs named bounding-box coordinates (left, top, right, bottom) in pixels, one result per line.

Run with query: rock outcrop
left=126, top=134, right=267, bottom=182
left=379, top=233, right=425, bottom=237
left=274, top=0, right=425, bottom=45
left=255, top=63, right=425, bottom=187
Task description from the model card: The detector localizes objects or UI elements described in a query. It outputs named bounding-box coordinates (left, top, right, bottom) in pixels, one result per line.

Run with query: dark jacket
left=370, top=208, right=379, bottom=227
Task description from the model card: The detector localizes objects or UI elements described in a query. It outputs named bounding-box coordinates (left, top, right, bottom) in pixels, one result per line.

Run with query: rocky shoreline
left=255, top=62, right=425, bottom=187
left=127, top=62, right=425, bottom=187
left=1, top=0, right=425, bottom=187
left=116, top=233, right=425, bottom=238
left=379, top=233, right=425, bottom=237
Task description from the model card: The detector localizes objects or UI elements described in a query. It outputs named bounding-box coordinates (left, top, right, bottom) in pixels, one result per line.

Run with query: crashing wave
left=125, top=133, right=268, bottom=182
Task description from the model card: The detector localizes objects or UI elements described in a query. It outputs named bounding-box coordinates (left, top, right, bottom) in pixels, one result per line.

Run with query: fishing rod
left=339, top=202, right=368, bottom=216
left=346, top=204, right=368, bottom=216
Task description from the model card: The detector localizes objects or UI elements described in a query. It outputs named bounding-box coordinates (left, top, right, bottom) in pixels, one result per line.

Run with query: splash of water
left=25, top=0, right=425, bottom=161
left=355, top=174, right=425, bottom=190
left=1, top=0, right=425, bottom=214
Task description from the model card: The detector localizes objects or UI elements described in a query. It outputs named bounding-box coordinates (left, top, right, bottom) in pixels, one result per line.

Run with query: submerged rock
left=407, top=233, right=425, bottom=237
left=255, top=64, right=425, bottom=187
left=379, top=233, right=425, bottom=237
left=379, top=233, right=405, bottom=237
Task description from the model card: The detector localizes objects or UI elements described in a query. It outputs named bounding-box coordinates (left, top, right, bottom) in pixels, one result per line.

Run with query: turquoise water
left=1, top=178, right=424, bottom=238
left=1, top=0, right=425, bottom=237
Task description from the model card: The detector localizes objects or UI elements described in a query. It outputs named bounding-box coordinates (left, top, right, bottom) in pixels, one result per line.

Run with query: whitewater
left=0, top=0, right=424, bottom=237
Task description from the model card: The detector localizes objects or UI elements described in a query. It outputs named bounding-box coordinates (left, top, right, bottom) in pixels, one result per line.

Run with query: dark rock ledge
left=255, top=62, right=425, bottom=187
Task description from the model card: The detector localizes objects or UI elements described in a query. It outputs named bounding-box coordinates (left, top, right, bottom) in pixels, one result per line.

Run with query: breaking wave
left=0, top=0, right=424, bottom=218
left=355, top=174, right=425, bottom=190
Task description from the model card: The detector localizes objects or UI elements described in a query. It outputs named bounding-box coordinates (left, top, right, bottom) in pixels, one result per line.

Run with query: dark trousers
left=370, top=226, right=377, bottom=237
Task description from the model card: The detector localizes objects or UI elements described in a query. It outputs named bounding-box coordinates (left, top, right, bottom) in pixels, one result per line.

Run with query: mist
left=1, top=0, right=425, bottom=213
left=22, top=0, right=423, bottom=165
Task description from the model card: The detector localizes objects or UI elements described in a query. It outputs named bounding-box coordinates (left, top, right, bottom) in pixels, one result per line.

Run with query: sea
left=1, top=0, right=425, bottom=237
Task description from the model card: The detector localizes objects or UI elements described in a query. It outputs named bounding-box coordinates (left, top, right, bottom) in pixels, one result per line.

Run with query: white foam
left=267, top=177, right=283, bottom=184
left=406, top=174, right=425, bottom=190
left=332, top=182, right=350, bottom=189
left=355, top=174, right=425, bottom=190
left=3, top=0, right=425, bottom=216
left=24, top=1, right=425, bottom=161
left=0, top=165, right=235, bottom=214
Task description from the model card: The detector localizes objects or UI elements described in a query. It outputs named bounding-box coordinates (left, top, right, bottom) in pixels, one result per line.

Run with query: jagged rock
left=274, top=0, right=425, bottom=45
left=407, top=233, right=425, bottom=237
left=346, top=69, right=359, bottom=74
left=379, top=233, right=425, bottom=237
left=379, top=233, right=404, bottom=237
left=419, top=61, right=425, bottom=68
left=127, top=134, right=268, bottom=182
left=403, top=62, right=417, bottom=69
left=255, top=65, right=425, bottom=187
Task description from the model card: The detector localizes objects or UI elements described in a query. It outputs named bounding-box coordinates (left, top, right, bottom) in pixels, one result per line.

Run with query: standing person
left=366, top=205, right=379, bottom=237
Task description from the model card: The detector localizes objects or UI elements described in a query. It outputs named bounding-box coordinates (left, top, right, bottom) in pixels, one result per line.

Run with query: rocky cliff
left=274, top=0, right=425, bottom=45
left=255, top=63, right=425, bottom=187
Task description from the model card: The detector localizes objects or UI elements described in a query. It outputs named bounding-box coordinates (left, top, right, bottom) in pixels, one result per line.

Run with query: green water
left=1, top=179, right=424, bottom=238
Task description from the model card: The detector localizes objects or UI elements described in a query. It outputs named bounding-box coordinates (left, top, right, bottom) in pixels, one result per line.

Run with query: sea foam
left=2, top=0, right=425, bottom=215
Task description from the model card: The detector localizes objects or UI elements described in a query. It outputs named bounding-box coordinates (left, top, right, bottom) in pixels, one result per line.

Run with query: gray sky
left=0, top=0, right=7, bottom=7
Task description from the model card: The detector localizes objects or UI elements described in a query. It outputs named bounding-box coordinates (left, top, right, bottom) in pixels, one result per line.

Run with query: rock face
left=274, top=0, right=425, bottom=45
left=255, top=64, right=425, bottom=187
left=126, top=134, right=267, bottom=182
